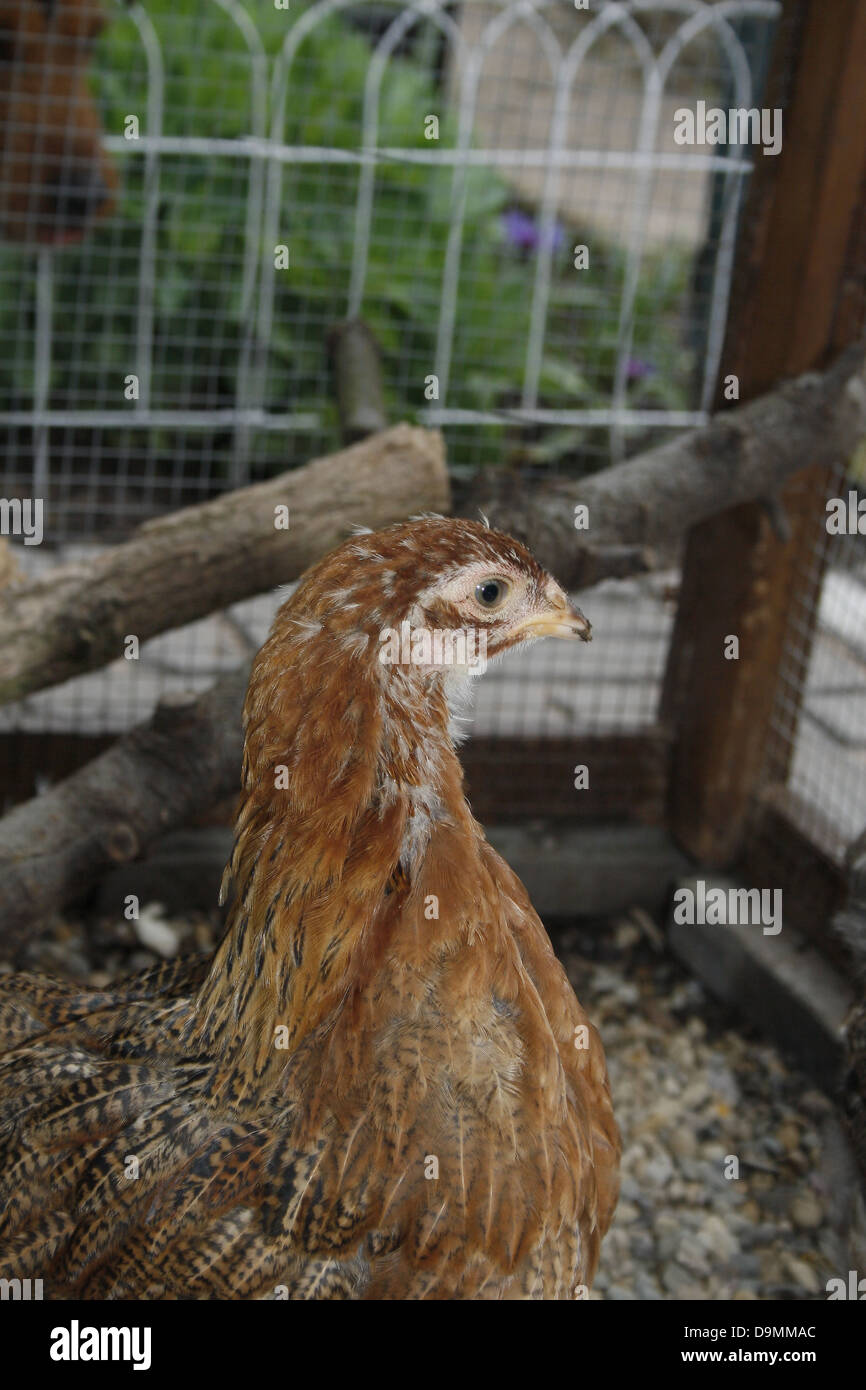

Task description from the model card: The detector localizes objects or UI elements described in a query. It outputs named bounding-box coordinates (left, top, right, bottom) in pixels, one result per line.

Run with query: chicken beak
left=512, top=597, right=592, bottom=643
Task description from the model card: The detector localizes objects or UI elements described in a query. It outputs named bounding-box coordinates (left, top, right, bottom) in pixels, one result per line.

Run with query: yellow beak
left=512, top=598, right=592, bottom=643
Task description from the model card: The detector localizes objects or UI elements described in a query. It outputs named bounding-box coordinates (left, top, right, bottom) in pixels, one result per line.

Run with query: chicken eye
left=475, top=578, right=509, bottom=609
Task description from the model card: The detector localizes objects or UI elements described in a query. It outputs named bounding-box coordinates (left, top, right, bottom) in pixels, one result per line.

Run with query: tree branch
left=2, top=347, right=864, bottom=944
left=0, top=670, right=250, bottom=951
left=462, top=342, right=866, bottom=587
left=0, top=423, right=449, bottom=705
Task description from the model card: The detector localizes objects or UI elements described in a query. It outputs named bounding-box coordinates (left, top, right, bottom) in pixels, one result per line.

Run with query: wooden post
left=661, top=0, right=866, bottom=865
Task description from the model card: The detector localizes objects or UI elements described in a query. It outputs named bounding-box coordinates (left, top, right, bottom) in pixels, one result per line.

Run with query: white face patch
left=416, top=559, right=522, bottom=613
left=413, top=561, right=535, bottom=651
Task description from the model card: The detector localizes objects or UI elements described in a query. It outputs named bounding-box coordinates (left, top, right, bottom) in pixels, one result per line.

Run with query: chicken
left=0, top=517, right=619, bottom=1299
left=0, top=1, right=119, bottom=244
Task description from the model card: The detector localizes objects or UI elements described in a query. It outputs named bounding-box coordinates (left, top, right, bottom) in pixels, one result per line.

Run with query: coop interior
left=1, top=0, right=865, bottom=1309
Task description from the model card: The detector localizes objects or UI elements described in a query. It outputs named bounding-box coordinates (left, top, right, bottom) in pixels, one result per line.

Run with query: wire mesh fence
left=2, top=0, right=863, bottom=857
left=770, top=464, right=866, bottom=858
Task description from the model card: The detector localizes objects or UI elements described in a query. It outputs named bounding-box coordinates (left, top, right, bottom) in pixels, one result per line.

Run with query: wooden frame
left=2, top=2, right=865, bottom=958
left=661, top=0, right=866, bottom=876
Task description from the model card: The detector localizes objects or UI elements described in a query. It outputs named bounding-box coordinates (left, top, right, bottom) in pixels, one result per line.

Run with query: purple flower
left=502, top=208, right=564, bottom=254
left=626, top=356, right=655, bottom=380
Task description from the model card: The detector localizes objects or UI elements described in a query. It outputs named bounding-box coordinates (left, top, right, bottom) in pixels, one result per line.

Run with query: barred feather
left=0, top=518, right=618, bottom=1299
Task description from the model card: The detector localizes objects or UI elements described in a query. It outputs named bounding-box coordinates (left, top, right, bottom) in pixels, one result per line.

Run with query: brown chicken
left=0, top=1, right=119, bottom=244
left=0, top=517, right=619, bottom=1299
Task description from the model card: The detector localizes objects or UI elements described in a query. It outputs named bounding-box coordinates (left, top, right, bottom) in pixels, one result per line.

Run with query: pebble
left=669, top=1128, right=698, bottom=1159
left=613, top=921, right=642, bottom=951
left=561, top=922, right=850, bottom=1302
left=629, top=1233, right=656, bottom=1261
left=790, top=1192, right=823, bottom=1230
left=641, top=1151, right=675, bottom=1186
left=777, top=1122, right=801, bottom=1153
left=615, top=1201, right=640, bottom=1225
left=134, top=903, right=182, bottom=959
left=696, top=1214, right=739, bottom=1262
left=675, top=1238, right=710, bottom=1274
left=783, top=1255, right=821, bottom=1293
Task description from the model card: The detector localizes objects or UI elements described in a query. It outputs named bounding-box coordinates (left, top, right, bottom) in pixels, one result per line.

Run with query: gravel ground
left=5, top=902, right=862, bottom=1301
left=558, top=915, right=862, bottom=1301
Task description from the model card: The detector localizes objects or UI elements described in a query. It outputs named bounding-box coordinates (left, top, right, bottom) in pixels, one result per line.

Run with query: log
left=2, top=344, right=862, bottom=710
left=0, top=423, right=449, bottom=705
left=0, top=720, right=673, bottom=945
left=462, top=341, right=866, bottom=589
left=4, top=324, right=861, bottom=943
left=327, top=319, right=388, bottom=443
left=0, top=670, right=249, bottom=951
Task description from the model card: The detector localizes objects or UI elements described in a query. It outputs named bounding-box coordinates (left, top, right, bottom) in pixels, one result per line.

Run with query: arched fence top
left=10, top=0, right=781, bottom=489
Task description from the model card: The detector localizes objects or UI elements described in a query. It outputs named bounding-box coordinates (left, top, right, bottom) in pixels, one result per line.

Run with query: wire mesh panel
left=1, top=0, right=812, bottom=799
left=768, top=463, right=866, bottom=858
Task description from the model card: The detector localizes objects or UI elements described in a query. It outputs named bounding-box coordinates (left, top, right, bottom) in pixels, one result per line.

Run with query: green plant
left=0, top=1, right=695, bottom=494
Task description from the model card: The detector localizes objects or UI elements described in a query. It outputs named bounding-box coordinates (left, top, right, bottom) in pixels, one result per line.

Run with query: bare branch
left=463, top=343, right=866, bottom=587
left=0, top=424, right=449, bottom=705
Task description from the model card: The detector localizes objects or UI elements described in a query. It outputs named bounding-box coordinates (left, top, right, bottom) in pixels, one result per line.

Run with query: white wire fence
left=14, top=0, right=864, bottom=858
left=2, top=0, right=780, bottom=521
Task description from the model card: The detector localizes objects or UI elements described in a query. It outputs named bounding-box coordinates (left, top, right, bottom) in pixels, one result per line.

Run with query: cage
left=0, top=0, right=865, bottom=1310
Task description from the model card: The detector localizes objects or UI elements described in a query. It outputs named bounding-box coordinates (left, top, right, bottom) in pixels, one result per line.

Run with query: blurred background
left=1, top=0, right=865, bottom=1301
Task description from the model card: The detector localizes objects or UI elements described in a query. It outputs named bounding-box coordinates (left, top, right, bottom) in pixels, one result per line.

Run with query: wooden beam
left=462, top=731, right=669, bottom=825
left=1, top=731, right=670, bottom=827
left=488, top=825, right=691, bottom=920
left=0, top=733, right=113, bottom=808
left=662, top=0, right=866, bottom=864
left=668, top=872, right=852, bottom=1088
left=91, top=823, right=692, bottom=923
